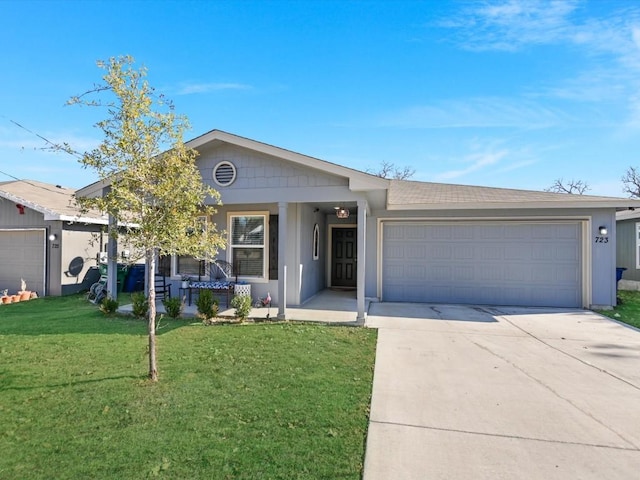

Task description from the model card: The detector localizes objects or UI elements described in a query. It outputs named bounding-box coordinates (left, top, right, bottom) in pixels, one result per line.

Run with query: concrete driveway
left=363, top=304, right=640, bottom=479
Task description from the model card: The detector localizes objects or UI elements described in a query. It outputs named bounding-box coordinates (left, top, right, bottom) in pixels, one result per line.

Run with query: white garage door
left=382, top=222, right=582, bottom=308
left=0, top=230, right=46, bottom=295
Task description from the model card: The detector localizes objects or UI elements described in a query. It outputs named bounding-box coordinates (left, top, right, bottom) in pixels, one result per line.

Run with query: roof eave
left=53, top=214, right=109, bottom=224
left=387, top=200, right=640, bottom=211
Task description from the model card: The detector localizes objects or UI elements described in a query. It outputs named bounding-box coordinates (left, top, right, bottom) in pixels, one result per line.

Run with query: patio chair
left=154, top=273, right=171, bottom=300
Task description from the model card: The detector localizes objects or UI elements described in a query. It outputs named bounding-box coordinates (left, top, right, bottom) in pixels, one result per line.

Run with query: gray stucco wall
left=60, top=227, right=103, bottom=295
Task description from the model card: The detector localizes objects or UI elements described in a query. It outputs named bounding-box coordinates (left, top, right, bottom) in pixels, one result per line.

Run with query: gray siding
left=197, top=144, right=358, bottom=205
left=0, top=197, right=44, bottom=227
left=616, top=219, right=639, bottom=281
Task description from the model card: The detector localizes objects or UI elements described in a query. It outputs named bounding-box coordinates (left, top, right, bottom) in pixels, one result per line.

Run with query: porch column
left=106, top=213, right=118, bottom=300
left=277, top=202, right=288, bottom=319
left=357, top=199, right=367, bottom=322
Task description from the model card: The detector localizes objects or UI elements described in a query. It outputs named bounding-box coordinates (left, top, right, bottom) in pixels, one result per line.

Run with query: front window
left=230, top=213, right=268, bottom=279
left=177, top=256, right=201, bottom=277
left=173, top=216, right=208, bottom=278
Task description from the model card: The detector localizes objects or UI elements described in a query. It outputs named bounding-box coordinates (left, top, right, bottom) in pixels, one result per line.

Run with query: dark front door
left=331, top=228, right=357, bottom=288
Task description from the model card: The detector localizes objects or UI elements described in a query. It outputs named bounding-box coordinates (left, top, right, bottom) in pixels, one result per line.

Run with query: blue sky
left=2, top=0, right=640, bottom=196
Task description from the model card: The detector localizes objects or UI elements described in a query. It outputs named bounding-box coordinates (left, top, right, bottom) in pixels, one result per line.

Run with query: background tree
left=545, top=178, right=590, bottom=194
left=71, top=56, right=225, bottom=381
left=622, top=166, right=640, bottom=198
left=366, top=160, right=415, bottom=180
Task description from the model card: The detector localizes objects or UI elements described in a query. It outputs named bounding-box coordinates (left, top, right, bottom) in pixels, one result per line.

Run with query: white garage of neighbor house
left=77, top=130, right=640, bottom=319
left=0, top=180, right=107, bottom=296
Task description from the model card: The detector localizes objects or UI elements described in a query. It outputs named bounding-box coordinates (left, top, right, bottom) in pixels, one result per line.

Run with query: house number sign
left=594, top=236, right=608, bottom=244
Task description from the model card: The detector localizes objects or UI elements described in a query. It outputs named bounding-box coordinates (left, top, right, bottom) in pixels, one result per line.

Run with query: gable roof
left=187, top=129, right=389, bottom=192
left=77, top=129, right=389, bottom=199
left=0, top=180, right=107, bottom=223
left=388, top=180, right=640, bottom=211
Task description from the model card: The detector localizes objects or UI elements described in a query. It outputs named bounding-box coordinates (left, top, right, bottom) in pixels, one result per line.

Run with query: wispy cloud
left=175, top=82, right=252, bottom=95
left=374, top=97, right=578, bottom=130
left=439, top=1, right=640, bottom=128
left=435, top=148, right=508, bottom=180
left=441, top=0, right=582, bottom=52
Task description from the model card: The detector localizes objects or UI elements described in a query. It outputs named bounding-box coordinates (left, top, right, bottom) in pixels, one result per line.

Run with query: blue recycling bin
left=616, top=267, right=627, bottom=288
left=124, top=264, right=146, bottom=292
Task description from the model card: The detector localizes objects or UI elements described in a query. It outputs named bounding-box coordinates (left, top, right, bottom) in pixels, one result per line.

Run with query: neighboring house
left=0, top=180, right=107, bottom=296
left=615, top=209, right=640, bottom=289
left=77, top=130, right=640, bottom=318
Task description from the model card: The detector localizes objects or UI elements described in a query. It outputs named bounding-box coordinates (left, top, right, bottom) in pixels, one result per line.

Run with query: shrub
left=99, top=296, right=119, bottom=315
left=231, top=294, right=252, bottom=321
left=196, top=289, right=218, bottom=320
left=163, top=296, right=183, bottom=319
left=131, top=292, right=149, bottom=318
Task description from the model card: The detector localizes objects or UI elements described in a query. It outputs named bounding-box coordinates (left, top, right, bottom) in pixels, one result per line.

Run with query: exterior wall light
left=48, top=233, right=57, bottom=241
left=335, top=207, right=350, bottom=219
left=599, top=226, right=608, bottom=235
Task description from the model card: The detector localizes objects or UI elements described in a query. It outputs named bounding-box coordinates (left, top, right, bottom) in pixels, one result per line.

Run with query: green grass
left=0, top=295, right=377, bottom=479
left=597, top=290, right=640, bottom=329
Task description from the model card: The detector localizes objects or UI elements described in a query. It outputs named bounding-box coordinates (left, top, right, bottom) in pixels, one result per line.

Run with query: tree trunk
left=147, top=249, right=158, bottom=381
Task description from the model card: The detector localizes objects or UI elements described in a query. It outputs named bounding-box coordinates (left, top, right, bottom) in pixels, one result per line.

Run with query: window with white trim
left=636, top=223, right=640, bottom=269
left=174, top=216, right=208, bottom=278
left=229, top=212, right=268, bottom=279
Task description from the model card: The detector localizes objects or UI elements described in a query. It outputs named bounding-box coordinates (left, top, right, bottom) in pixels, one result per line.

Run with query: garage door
left=382, top=222, right=582, bottom=308
left=0, top=230, right=46, bottom=295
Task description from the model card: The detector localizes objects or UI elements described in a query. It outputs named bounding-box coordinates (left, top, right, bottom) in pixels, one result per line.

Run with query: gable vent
left=213, top=161, right=237, bottom=187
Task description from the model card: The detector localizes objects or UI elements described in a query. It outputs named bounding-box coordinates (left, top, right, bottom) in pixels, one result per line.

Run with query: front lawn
left=0, top=295, right=377, bottom=479
left=598, top=289, right=640, bottom=329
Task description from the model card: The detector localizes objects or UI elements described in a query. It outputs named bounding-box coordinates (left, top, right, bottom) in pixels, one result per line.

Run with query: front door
left=331, top=227, right=357, bottom=288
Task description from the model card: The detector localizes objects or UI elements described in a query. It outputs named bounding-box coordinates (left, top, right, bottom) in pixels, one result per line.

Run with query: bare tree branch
left=366, top=161, right=415, bottom=180
left=545, top=178, right=590, bottom=195
left=622, top=167, right=640, bottom=198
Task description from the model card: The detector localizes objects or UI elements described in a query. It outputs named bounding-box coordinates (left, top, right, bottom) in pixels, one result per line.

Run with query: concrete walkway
left=363, top=304, right=640, bottom=479
left=118, top=288, right=363, bottom=324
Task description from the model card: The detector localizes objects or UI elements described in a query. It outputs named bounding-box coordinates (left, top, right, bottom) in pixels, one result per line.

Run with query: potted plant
left=180, top=275, right=191, bottom=289
left=18, top=278, right=31, bottom=301
left=1, top=289, right=10, bottom=304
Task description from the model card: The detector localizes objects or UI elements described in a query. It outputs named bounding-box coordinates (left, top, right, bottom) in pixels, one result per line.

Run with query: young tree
left=71, top=56, right=225, bottom=381
left=545, top=178, right=590, bottom=194
left=622, top=166, right=640, bottom=198
left=366, top=160, right=415, bottom=180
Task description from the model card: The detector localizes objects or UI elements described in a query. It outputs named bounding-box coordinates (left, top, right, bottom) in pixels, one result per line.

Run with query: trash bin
left=98, top=263, right=129, bottom=293
left=124, top=264, right=145, bottom=292
left=616, top=267, right=627, bottom=288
